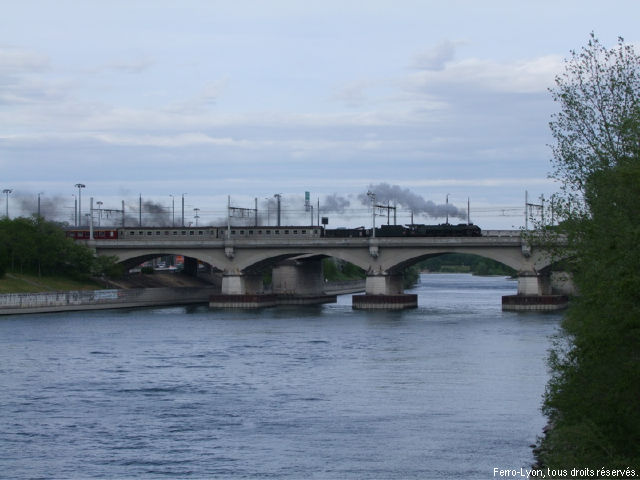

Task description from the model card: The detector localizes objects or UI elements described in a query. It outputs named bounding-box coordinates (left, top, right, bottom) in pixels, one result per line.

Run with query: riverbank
left=0, top=273, right=103, bottom=294
left=0, top=286, right=218, bottom=315
left=0, top=273, right=365, bottom=315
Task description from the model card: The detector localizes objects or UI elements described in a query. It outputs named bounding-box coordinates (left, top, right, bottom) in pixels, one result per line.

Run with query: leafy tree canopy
left=537, top=34, right=640, bottom=469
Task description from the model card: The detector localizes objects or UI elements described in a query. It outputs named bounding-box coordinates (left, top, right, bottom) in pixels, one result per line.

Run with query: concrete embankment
left=0, top=278, right=365, bottom=315
left=0, top=286, right=217, bottom=315
left=323, top=279, right=365, bottom=295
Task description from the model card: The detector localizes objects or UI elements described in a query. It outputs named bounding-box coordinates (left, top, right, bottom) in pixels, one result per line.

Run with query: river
left=0, top=273, right=561, bottom=479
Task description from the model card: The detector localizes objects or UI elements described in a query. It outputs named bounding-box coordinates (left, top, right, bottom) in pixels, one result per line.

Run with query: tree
left=0, top=216, right=104, bottom=278
left=550, top=33, right=640, bottom=199
left=537, top=35, right=640, bottom=468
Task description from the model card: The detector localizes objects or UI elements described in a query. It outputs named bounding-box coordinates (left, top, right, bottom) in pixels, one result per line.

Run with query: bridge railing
left=482, top=230, right=521, bottom=238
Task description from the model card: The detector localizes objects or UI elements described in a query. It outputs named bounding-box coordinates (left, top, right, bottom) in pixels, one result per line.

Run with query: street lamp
left=75, top=184, right=85, bottom=226
left=3, top=189, right=12, bottom=219
left=194, top=208, right=200, bottom=227
left=96, top=201, right=103, bottom=227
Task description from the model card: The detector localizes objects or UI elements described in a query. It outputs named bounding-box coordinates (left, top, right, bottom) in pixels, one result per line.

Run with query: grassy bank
left=0, top=273, right=103, bottom=294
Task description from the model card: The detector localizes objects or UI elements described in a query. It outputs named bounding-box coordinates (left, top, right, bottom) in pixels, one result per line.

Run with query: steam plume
left=320, top=193, right=350, bottom=213
left=359, top=183, right=466, bottom=220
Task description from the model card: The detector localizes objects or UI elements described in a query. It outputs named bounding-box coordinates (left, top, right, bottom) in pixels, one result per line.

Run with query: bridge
left=89, top=230, right=568, bottom=310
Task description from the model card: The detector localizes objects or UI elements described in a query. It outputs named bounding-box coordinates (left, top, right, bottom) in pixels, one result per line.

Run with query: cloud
left=91, top=132, right=241, bottom=147
left=0, top=46, right=49, bottom=74
left=0, top=46, right=63, bottom=105
left=167, top=79, right=228, bottom=113
left=407, top=54, right=563, bottom=94
left=411, top=40, right=458, bottom=71
left=104, top=57, right=154, bottom=74
left=331, top=80, right=370, bottom=108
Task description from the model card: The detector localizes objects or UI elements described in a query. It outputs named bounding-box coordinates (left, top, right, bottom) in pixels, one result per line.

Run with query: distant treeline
left=0, top=217, right=121, bottom=279
left=418, top=254, right=516, bottom=276
left=322, top=258, right=366, bottom=282
left=321, top=254, right=513, bottom=291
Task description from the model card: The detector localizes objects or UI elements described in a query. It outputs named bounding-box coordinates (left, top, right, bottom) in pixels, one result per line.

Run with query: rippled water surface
left=0, top=274, right=561, bottom=479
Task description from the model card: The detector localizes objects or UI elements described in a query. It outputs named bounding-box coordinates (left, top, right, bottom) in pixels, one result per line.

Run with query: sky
left=2, top=0, right=639, bottom=229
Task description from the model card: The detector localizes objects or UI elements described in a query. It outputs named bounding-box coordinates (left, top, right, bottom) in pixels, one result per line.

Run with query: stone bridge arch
left=96, top=248, right=227, bottom=277
left=230, top=248, right=372, bottom=274
left=382, top=248, right=525, bottom=275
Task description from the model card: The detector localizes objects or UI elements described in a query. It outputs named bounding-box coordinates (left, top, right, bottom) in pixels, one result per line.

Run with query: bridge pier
left=220, top=273, right=263, bottom=295
left=271, top=259, right=336, bottom=305
left=352, top=274, right=417, bottom=310
left=183, top=256, right=199, bottom=276
left=210, top=261, right=336, bottom=308
left=209, top=272, right=276, bottom=308
left=502, top=271, right=568, bottom=311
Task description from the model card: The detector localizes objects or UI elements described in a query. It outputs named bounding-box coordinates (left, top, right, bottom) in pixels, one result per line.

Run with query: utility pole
left=525, top=190, right=528, bottom=230
left=367, top=191, right=376, bottom=237
left=393, top=200, right=397, bottom=225
left=467, top=197, right=470, bottom=225
left=274, top=193, right=281, bottom=227
left=255, top=197, right=258, bottom=227
left=97, top=201, right=103, bottom=227
left=446, top=193, right=450, bottom=225
left=525, top=190, right=543, bottom=229
left=227, top=195, right=231, bottom=237
left=37, top=192, right=43, bottom=218
left=170, top=195, right=175, bottom=227
left=265, top=197, right=271, bottom=225
left=75, top=183, right=85, bottom=225
left=139, top=194, right=142, bottom=227
left=181, top=193, right=187, bottom=227
left=194, top=208, right=200, bottom=226
left=121, top=200, right=125, bottom=227
left=89, top=197, right=94, bottom=240
left=3, top=189, right=12, bottom=219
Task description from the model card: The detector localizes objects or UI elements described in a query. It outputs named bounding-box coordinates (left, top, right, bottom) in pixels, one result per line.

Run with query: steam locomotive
left=65, top=223, right=481, bottom=240
left=324, top=224, right=482, bottom=238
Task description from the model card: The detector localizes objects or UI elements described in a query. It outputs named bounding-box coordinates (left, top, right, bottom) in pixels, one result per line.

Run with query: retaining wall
left=323, top=279, right=365, bottom=295
left=0, top=286, right=217, bottom=315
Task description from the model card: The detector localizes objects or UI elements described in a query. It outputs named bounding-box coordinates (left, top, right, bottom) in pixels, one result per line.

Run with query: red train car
left=65, top=229, right=119, bottom=240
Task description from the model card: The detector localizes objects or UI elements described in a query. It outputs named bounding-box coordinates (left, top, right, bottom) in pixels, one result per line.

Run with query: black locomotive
left=324, top=223, right=482, bottom=238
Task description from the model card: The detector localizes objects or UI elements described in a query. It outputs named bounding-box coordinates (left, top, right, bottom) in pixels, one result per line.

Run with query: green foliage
left=549, top=33, right=640, bottom=197
left=322, top=258, right=365, bottom=281
left=537, top=35, right=640, bottom=469
left=0, top=216, right=94, bottom=277
left=418, top=253, right=515, bottom=276
left=0, top=216, right=124, bottom=282
left=91, top=255, right=125, bottom=279
left=140, top=266, right=155, bottom=275
left=402, top=264, right=420, bottom=288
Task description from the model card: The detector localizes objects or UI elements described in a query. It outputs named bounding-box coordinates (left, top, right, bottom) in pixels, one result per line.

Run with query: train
left=65, top=223, right=482, bottom=240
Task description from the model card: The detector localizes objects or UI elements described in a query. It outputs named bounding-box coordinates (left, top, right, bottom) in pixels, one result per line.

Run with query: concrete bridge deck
left=87, top=229, right=567, bottom=310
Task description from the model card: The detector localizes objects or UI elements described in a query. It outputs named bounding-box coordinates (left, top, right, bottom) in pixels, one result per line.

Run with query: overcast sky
left=2, top=1, right=639, bottom=228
